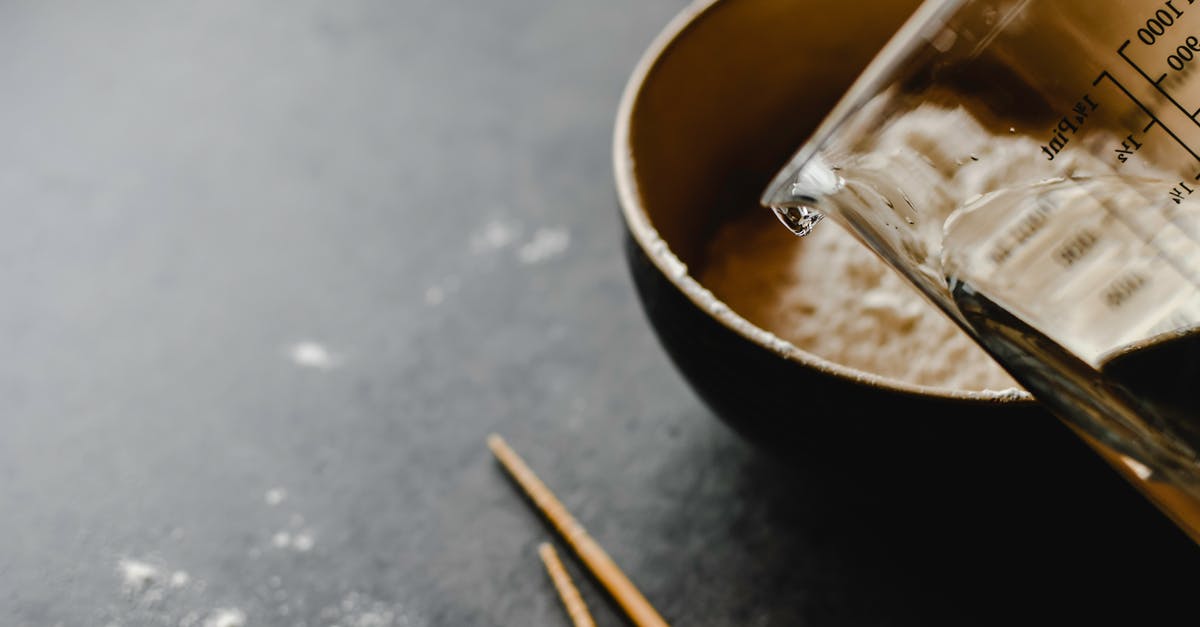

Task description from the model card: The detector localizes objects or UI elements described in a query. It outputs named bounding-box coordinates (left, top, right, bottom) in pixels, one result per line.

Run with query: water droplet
left=1121, top=455, right=1153, bottom=480
left=771, top=205, right=824, bottom=237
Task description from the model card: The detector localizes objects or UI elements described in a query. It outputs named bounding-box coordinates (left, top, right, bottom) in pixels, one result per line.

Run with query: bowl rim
left=612, top=0, right=1035, bottom=404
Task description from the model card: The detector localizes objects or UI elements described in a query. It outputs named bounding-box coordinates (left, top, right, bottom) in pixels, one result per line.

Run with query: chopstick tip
left=486, top=432, right=505, bottom=453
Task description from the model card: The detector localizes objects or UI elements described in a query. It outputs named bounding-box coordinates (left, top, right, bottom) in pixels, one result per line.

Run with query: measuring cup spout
left=763, top=155, right=843, bottom=237
left=762, top=155, right=842, bottom=206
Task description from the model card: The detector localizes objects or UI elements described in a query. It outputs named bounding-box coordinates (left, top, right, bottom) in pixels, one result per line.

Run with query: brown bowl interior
left=629, top=0, right=919, bottom=270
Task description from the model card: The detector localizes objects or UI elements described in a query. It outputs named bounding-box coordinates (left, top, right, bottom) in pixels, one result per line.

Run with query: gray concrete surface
left=5, top=2, right=1196, bottom=626
left=0, top=1, right=829, bottom=625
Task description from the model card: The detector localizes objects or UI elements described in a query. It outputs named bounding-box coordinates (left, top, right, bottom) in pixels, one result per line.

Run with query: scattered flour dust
left=287, top=340, right=339, bottom=369
left=423, top=275, right=460, bottom=307
left=271, top=531, right=292, bottom=548
left=202, top=608, right=246, bottom=627
left=423, top=285, right=445, bottom=306
left=117, top=558, right=160, bottom=591
left=268, top=526, right=314, bottom=552
left=270, top=511, right=316, bottom=552
left=291, top=532, right=315, bottom=552
left=468, top=217, right=570, bottom=264
left=702, top=214, right=1019, bottom=391
left=517, top=227, right=570, bottom=264
left=264, top=487, right=287, bottom=506
left=117, top=557, right=191, bottom=595
left=319, top=590, right=412, bottom=627
left=104, top=489, right=417, bottom=626
left=271, top=528, right=316, bottom=552
left=470, top=219, right=520, bottom=253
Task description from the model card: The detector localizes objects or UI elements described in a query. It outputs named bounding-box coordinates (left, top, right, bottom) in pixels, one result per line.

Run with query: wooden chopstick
left=487, top=434, right=670, bottom=627
left=538, top=542, right=597, bottom=627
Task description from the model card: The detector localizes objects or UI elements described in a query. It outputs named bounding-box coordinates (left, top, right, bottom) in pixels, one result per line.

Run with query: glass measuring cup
left=764, top=0, right=1200, bottom=542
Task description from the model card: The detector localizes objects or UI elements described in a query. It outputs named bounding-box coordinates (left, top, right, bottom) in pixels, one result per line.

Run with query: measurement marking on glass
left=1117, top=40, right=1197, bottom=124
left=1090, top=183, right=1200, bottom=289
left=1093, top=70, right=1200, bottom=164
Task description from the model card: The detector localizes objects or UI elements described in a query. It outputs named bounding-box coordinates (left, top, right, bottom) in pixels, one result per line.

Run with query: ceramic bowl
left=612, top=0, right=1194, bottom=549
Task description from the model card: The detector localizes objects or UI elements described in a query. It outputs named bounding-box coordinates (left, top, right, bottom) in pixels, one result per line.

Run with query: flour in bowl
left=701, top=210, right=1020, bottom=391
